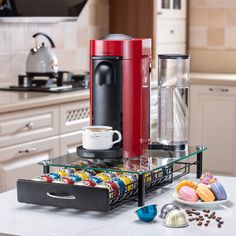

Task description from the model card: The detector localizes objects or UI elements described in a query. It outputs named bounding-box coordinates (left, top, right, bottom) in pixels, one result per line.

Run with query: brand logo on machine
left=83, top=152, right=95, bottom=158
left=98, top=51, right=112, bottom=55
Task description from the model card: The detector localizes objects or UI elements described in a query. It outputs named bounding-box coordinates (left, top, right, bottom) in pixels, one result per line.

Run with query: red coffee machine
left=90, top=34, right=151, bottom=158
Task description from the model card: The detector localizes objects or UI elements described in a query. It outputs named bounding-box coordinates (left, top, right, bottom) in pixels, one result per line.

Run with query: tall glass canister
left=157, top=54, right=190, bottom=150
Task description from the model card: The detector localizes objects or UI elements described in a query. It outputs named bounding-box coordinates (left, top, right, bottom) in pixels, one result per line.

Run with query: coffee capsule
left=91, top=176, right=103, bottom=184
left=49, top=172, right=61, bottom=180
left=74, top=179, right=96, bottom=187
left=74, top=171, right=90, bottom=180
left=41, top=175, right=53, bottom=183
left=164, top=210, right=189, bottom=228
left=69, top=174, right=82, bottom=183
left=136, top=204, right=158, bottom=222
left=31, top=176, right=44, bottom=182
left=160, top=203, right=180, bottom=219
left=56, top=169, right=68, bottom=177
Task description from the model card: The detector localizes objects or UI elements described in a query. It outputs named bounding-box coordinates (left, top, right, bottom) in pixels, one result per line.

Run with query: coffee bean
left=195, top=218, right=199, bottom=221
left=212, top=211, right=216, bottom=215
left=200, top=218, right=204, bottom=221
left=188, top=218, right=193, bottom=222
left=216, top=217, right=222, bottom=221
left=203, top=209, right=207, bottom=212
left=217, top=223, right=222, bottom=228
left=195, top=212, right=200, bottom=215
left=204, top=223, right=208, bottom=226
left=204, top=214, right=208, bottom=217
left=192, top=208, right=196, bottom=211
left=189, top=214, right=192, bottom=216
left=186, top=209, right=191, bottom=213
left=199, top=215, right=203, bottom=218
left=197, top=222, right=202, bottom=226
left=206, top=220, right=210, bottom=223
left=219, top=221, right=224, bottom=224
left=212, top=216, right=216, bottom=219
left=206, top=210, right=210, bottom=213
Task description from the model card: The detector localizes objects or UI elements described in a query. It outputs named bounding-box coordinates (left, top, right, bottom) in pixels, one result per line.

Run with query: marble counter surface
left=0, top=174, right=235, bottom=236
left=191, top=73, right=236, bottom=86
left=0, top=90, right=89, bottom=114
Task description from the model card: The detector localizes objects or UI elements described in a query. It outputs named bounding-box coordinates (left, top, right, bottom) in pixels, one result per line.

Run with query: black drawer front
left=17, top=179, right=110, bottom=212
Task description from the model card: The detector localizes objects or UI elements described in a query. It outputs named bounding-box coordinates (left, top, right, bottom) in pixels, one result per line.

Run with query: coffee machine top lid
left=100, top=34, right=133, bottom=40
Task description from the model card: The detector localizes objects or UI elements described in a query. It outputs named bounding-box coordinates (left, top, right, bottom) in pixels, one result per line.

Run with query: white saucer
left=172, top=192, right=231, bottom=207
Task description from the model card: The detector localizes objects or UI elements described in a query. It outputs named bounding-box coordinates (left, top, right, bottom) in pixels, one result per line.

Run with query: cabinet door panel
left=60, top=100, right=90, bottom=134
left=0, top=136, right=59, bottom=192
left=190, top=85, right=236, bottom=176
left=60, top=131, right=82, bottom=155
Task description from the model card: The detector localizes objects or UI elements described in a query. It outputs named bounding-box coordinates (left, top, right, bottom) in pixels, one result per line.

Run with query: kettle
left=26, top=33, right=58, bottom=75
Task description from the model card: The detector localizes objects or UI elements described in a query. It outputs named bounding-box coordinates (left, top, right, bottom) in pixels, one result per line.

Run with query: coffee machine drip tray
left=76, top=146, right=123, bottom=160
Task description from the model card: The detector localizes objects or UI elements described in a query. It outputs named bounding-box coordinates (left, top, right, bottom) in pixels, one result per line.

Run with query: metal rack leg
left=138, top=174, right=145, bottom=207
left=197, top=152, right=202, bottom=178
left=42, top=160, right=50, bottom=174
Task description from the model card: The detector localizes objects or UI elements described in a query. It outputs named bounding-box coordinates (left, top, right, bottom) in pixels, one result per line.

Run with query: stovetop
left=0, top=72, right=89, bottom=93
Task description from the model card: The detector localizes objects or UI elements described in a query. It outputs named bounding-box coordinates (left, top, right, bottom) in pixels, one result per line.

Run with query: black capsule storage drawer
left=17, top=179, right=110, bottom=212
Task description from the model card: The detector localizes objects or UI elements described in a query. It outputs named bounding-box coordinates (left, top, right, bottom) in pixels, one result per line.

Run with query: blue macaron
left=211, top=182, right=227, bottom=200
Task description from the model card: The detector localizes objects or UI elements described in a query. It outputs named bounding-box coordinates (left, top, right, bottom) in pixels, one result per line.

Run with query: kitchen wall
left=0, top=0, right=109, bottom=85
left=189, top=0, right=236, bottom=73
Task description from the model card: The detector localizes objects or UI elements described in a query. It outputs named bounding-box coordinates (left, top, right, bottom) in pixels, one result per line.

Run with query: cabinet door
left=190, top=85, right=236, bottom=176
left=60, top=100, right=90, bottom=134
left=60, top=131, right=82, bottom=155
left=0, top=136, right=59, bottom=192
left=157, top=0, right=186, bottom=19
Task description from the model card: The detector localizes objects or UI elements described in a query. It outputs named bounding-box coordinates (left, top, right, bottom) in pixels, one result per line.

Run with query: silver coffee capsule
left=164, top=210, right=189, bottom=228
left=159, top=203, right=180, bottom=219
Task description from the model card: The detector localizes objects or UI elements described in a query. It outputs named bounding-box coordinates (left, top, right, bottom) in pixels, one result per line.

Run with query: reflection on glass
left=162, top=0, right=170, bottom=9
left=173, top=0, right=181, bottom=9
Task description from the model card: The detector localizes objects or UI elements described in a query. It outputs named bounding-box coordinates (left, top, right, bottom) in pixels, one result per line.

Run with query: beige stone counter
left=0, top=90, right=89, bottom=114
left=191, top=72, right=236, bottom=86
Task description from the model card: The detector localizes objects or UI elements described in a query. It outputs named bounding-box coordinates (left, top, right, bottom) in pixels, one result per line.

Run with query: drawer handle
left=209, top=88, right=229, bottom=92
left=18, top=146, right=37, bottom=154
left=170, top=30, right=174, bottom=34
left=26, top=122, right=34, bottom=130
left=47, top=192, right=76, bottom=200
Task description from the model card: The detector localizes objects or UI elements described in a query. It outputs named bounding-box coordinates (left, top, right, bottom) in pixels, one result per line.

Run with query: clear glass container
left=157, top=54, right=190, bottom=148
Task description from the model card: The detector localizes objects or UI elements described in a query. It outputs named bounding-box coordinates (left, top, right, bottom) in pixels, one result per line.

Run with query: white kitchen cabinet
left=189, top=84, right=236, bottom=176
left=157, top=0, right=186, bottom=19
left=60, top=131, right=82, bottom=154
left=60, top=100, right=90, bottom=134
left=0, top=106, right=59, bottom=148
left=0, top=136, right=59, bottom=192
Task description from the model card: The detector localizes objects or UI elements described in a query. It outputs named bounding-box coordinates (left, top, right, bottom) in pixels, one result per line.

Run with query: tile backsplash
left=0, top=0, right=109, bottom=85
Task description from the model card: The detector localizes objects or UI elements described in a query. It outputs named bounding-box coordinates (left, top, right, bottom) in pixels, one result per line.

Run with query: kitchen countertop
left=0, top=174, right=235, bottom=236
left=0, top=90, right=89, bottom=114
left=191, top=73, right=236, bottom=86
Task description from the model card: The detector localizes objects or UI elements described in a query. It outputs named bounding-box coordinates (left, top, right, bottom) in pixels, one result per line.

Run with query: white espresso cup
left=82, top=126, right=122, bottom=150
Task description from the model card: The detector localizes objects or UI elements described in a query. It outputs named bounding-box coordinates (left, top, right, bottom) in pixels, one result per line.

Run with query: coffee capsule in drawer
left=63, top=168, right=76, bottom=175
left=61, top=177, right=74, bottom=185
left=119, top=175, right=133, bottom=192
left=113, top=178, right=126, bottom=195
left=96, top=172, right=116, bottom=182
left=84, top=169, right=96, bottom=176
left=56, top=169, right=68, bottom=177
left=91, top=176, right=103, bottom=184
left=69, top=174, right=82, bottom=183
left=74, top=179, right=96, bottom=187
left=41, top=175, right=53, bottom=183
left=106, top=181, right=120, bottom=198
left=49, top=172, right=61, bottom=180
left=74, top=171, right=90, bottom=180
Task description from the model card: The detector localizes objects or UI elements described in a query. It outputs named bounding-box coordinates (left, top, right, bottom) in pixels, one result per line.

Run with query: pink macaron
left=178, top=186, right=199, bottom=202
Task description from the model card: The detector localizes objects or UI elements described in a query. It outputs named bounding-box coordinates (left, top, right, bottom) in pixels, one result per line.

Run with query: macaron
left=196, top=183, right=215, bottom=202
left=211, top=182, right=227, bottom=200
left=176, top=180, right=197, bottom=193
left=200, top=173, right=217, bottom=185
left=178, top=186, right=199, bottom=202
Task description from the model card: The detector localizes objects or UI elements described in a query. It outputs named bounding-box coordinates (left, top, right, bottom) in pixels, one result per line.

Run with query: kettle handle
left=32, top=32, right=55, bottom=48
